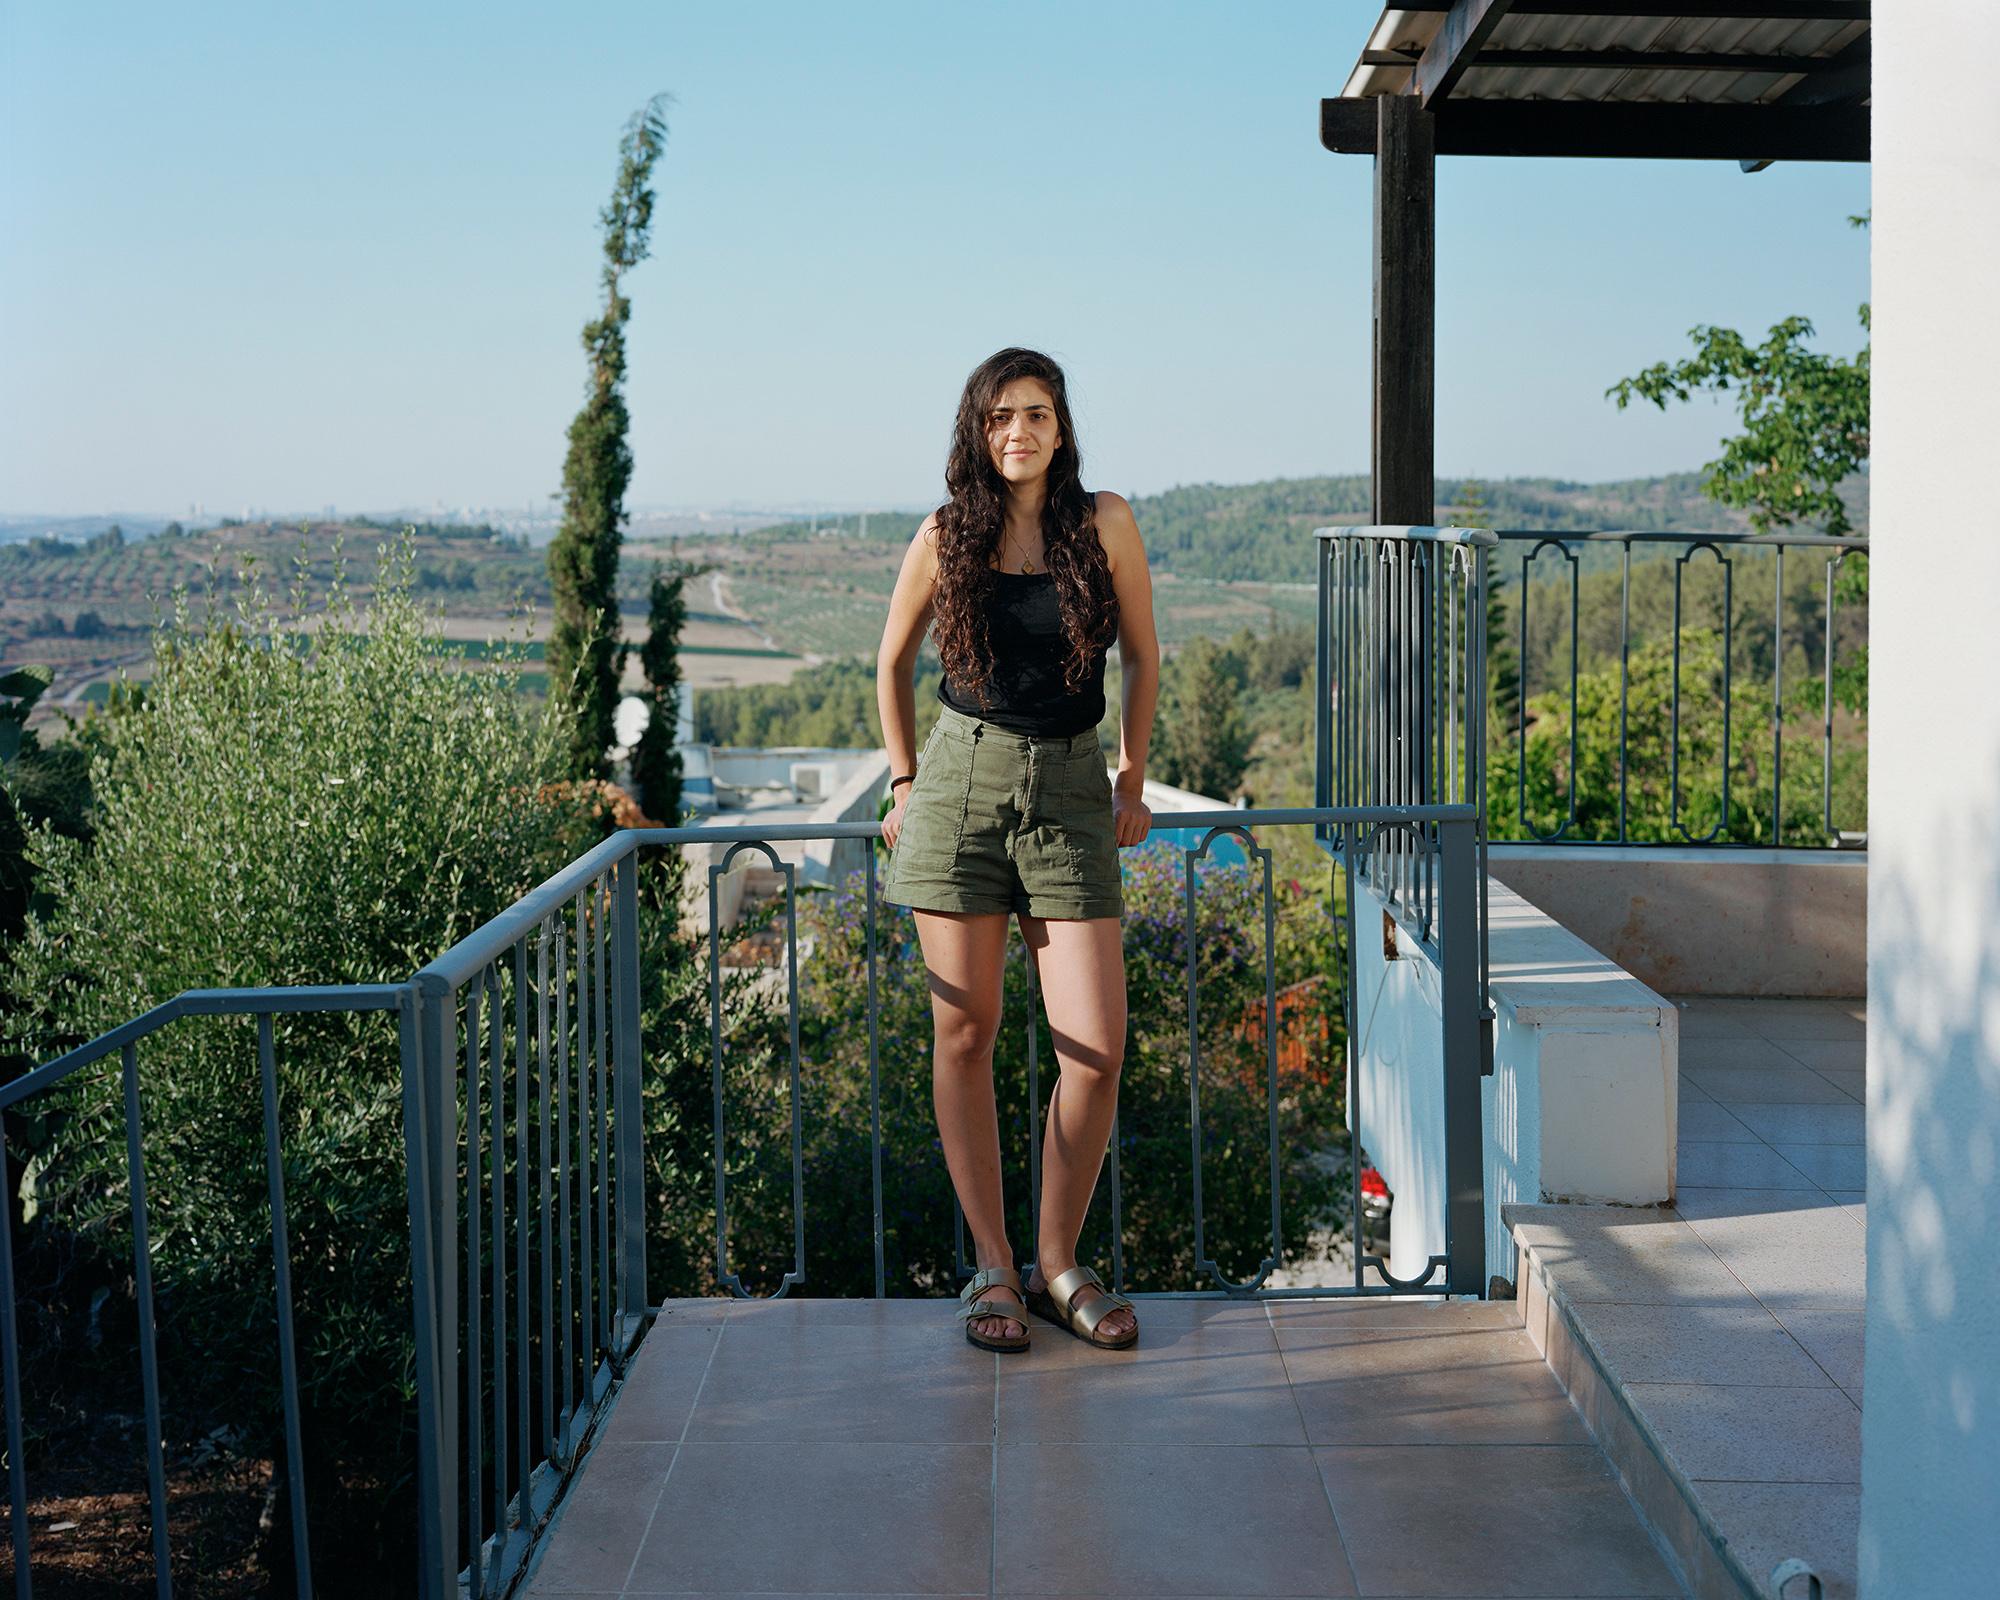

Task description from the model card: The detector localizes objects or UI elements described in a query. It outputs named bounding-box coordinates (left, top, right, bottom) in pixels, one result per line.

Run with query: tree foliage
left=2, top=548, right=597, bottom=1582
left=1490, top=628, right=1864, bottom=845
left=1152, top=636, right=1250, bottom=800
left=1609, top=213, right=1870, bottom=542
left=630, top=560, right=702, bottom=821
left=1608, top=314, right=1869, bottom=537
left=694, top=657, right=946, bottom=750
left=547, top=94, right=671, bottom=778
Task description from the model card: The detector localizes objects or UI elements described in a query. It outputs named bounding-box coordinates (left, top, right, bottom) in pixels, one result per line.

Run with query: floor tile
left=998, top=1325, right=1305, bottom=1446
left=1812, top=1068, right=1866, bottom=1103
left=1746, top=1002, right=1866, bottom=1042
left=522, top=1440, right=676, bottom=1595
left=1624, top=1384, right=1860, bottom=1483
left=994, top=1443, right=1357, bottom=1596
left=1769, top=1309, right=1865, bottom=1392
left=1509, top=1213, right=1752, bottom=1307
left=1826, top=1192, right=1866, bottom=1226
left=1675, top=1099, right=1761, bottom=1143
left=1769, top=1039, right=1865, bottom=1073
left=1681, top=1065, right=1855, bottom=1104
left=1673, top=1194, right=1864, bottom=1247
left=627, top=1442, right=991, bottom=1594
left=1692, top=1482, right=1859, bottom=1600
left=1678, top=1075, right=1716, bottom=1104
left=1675, top=1001, right=1768, bottom=1040
left=1316, top=1443, right=1682, bottom=1597
left=720, top=1294, right=956, bottom=1327
left=1670, top=1189, right=1861, bottom=1228
left=1574, top=1303, right=1835, bottom=1389
left=1268, top=1297, right=1525, bottom=1333
left=1770, top=1142, right=1867, bottom=1190
left=599, top=1323, right=724, bottom=1445
left=650, top=1297, right=733, bottom=1326
left=1706, top=1246, right=1866, bottom=1311
left=1117, top=1296, right=1284, bottom=1330
left=685, top=1323, right=995, bottom=1443
left=1675, top=1142, right=1815, bottom=1190
left=1681, top=1036, right=1811, bottom=1071
left=1278, top=1325, right=1590, bottom=1446
left=1727, top=1103, right=1865, bottom=1145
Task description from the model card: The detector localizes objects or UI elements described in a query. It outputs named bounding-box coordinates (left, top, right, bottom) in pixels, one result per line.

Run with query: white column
left=1863, top=5, right=2000, bottom=1592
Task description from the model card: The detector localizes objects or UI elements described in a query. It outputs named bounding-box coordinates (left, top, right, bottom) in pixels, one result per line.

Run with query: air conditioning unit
left=789, top=762, right=840, bottom=801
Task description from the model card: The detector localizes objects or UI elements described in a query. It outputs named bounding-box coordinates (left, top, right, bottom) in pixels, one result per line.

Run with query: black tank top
left=937, top=572, right=1109, bottom=738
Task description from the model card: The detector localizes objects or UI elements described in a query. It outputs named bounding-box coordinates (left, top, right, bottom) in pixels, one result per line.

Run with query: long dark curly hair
left=931, top=348, right=1118, bottom=705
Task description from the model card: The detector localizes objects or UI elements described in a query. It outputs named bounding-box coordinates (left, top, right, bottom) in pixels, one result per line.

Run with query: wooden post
left=1372, top=95, right=1435, bottom=526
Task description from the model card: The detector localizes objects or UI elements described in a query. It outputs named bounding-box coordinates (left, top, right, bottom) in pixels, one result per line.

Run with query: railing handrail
left=1489, top=527, right=1867, bottom=549
left=1314, top=524, right=1499, bottom=546
left=416, top=805, right=1481, bottom=993
left=0, top=983, right=405, bottom=1110
left=15, top=802, right=1485, bottom=1104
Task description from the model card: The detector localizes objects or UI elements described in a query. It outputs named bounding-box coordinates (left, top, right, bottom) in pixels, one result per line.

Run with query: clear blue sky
left=0, top=0, right=1870, bottom=519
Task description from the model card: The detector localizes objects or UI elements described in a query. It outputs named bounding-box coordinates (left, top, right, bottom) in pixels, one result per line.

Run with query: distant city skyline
left=2, top=2, right=1871, bottom=518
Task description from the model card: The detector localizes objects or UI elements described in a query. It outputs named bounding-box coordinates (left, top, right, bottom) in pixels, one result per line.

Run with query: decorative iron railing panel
left=1491, top=528, right=1868, bottom=847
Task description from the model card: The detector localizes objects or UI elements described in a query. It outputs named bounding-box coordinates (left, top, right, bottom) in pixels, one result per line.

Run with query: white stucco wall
left=1862, top=8, right=2000, bottom=1593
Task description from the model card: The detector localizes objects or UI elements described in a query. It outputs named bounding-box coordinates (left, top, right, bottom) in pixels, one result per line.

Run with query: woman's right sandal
left=1024, top=1265, right=1138, bottom=1350
left=957, top=1266, right=1031, bottom=1353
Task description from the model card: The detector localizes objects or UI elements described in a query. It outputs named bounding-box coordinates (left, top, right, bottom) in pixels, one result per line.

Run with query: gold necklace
left=1003, top=532, right=1036, bottom=574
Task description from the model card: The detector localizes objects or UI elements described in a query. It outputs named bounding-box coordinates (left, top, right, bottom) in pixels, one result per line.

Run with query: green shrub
left=3, top=547, right=597, bottom=1588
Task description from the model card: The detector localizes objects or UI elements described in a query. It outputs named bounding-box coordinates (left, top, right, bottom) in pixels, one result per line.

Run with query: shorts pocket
left=892, top=725, right=972, bottom=873
left=1059, top=745, right=1118, bottom=879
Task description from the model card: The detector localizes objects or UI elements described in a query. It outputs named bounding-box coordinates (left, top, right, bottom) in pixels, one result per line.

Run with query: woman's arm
left=1094, top=492, right=1159, bottom=848
left=876, top=516, right=941, bottom=848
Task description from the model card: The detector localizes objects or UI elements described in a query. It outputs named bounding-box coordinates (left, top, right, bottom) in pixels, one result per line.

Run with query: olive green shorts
left=884, top=706, right=1123, bottom=921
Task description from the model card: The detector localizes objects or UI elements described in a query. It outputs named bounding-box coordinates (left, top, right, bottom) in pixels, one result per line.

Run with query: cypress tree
left=548, top=94, right=670, bottom=778
left=630, top=561, right=701, bottom=823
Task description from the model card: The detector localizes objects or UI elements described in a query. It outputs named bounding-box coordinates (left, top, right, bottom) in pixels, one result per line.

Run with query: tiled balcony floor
left=522, top=1295, right=1687, bottom=1599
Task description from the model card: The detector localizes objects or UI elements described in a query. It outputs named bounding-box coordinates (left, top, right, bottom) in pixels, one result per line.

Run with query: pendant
left=1022, top=558, right=1035, bottom=574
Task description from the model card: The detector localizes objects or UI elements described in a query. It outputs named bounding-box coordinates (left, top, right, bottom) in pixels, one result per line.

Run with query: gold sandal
left=957, top=1266, right=1031, bottom=1353
left=1025, top=1265, right=1138, bottom=1350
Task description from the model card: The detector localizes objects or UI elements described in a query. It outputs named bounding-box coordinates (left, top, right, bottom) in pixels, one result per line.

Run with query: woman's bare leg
left=1018, top=914, right=1136, bottom=1339
left=912, top=909, right=1024, bottom=1340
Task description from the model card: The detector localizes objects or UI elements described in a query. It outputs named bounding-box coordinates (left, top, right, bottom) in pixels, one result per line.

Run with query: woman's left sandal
left=1024, top=1265, right=1139, bottom=1350
left=957, top=1266, right=1031, bottom=1353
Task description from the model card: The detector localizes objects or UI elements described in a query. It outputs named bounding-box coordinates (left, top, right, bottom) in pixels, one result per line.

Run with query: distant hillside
left=1133, top=473, right=1868, bottom=585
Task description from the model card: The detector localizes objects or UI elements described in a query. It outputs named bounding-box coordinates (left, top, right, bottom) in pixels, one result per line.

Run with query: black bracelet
left=889, top=774, right=915, bottom=791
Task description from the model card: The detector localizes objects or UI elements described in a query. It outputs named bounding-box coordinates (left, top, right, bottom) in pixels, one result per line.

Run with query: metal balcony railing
left=0, top=806, right=1485, bottom=1600
left=1490, top=528, right=1869, bottom=847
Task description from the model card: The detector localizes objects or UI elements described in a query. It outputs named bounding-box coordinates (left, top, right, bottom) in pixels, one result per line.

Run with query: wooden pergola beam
left=1323, top=98, right=1869, bottom=160
left=1411, top=0, right=1517, bottom=105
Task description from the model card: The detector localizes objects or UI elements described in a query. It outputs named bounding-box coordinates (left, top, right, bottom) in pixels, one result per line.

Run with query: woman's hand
left=1112, top=784, right=1152, bottom=849
left=881, top=794, right=909, bottom=849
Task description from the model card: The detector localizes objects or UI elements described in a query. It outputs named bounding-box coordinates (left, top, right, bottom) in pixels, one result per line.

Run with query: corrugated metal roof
left=1340, top=8, right=1867, bottom=104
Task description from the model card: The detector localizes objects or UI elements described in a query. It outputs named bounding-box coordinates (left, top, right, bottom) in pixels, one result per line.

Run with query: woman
left=877, top=348, right=1159, bottom=1352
